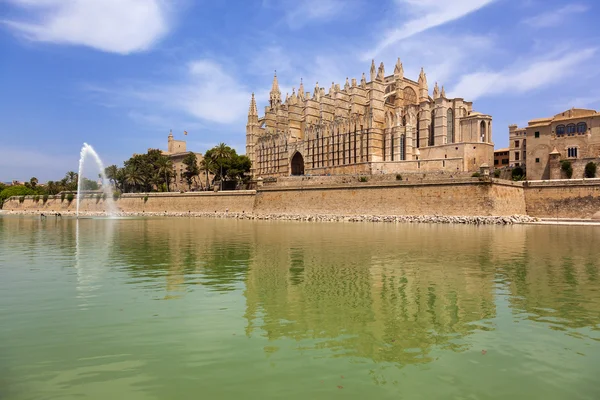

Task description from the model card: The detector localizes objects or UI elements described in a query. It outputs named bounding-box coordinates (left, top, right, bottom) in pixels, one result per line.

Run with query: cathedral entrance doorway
left=290, top=152, right=305, bottom=176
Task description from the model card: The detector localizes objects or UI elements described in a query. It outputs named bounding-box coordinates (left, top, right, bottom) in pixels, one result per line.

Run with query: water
left=1, top=216, right=600, bottom=400
left=76, top=143, right=116, bottom=218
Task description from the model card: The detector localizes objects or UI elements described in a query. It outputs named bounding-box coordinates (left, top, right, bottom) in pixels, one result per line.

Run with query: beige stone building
left=246, top=59, right=494, bottom=178
left=511, top=108, right=600, bottom=180
left=508, top=125, right=527, bottom=168
left=494, top=148, right=509, bottom=168
left=162, top=131, right=209, bottom=191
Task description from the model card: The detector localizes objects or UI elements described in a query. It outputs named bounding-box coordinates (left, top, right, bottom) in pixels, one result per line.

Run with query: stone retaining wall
left=524, top=179, right=600, bottom=218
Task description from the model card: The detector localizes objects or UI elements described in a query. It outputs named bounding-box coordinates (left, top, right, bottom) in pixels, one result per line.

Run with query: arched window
left=567, top=124, right=576, bottom=134
left=480, top=121, right=486, bottom=142
left=556, top=125, right=565, bottom=136
left=400, top=134, right=406, bottom=160
left=429, top=109, right=435, bottom=146
left=577, top=122, right=587, bottom=134
left=447, top=109, right=454, bottom=144
left=416, top=117, right=420, bottom=148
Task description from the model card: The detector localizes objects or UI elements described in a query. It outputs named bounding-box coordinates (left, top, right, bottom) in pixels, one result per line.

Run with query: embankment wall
left=3, top=191, right=256, bottom=214
left=6, top=179, right=600, bottom=219
left=524, top=179, right=600, bottom=218
left=254, top=180, right=526, bottom=216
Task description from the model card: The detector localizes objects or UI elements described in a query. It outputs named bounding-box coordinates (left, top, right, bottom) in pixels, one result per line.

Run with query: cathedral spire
left=370, top=60, right=376, bottom=81
left=377, top=62, right=385, bottom=81
left=313, top=82, right=320, bottom=101
left=441, top=85, right=446, bottom=98
left=269, top=70, right=281, bottom=108
left=394, top=57, right=404, bottom=79
left=248, top=93, right=258, bottom=116
left=344, top=77, right=350, bottom=91
left=361, top=73, right=367, bottom=88
left=298, top=78, right=305, bottom=100
left=433, top=82, right=440, bottom=99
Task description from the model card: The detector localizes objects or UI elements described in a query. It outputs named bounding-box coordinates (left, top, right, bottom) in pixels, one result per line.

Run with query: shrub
left=584, top=162, right=597, bottom=178
left=19, top=196, right=25, bottom=203
left=494, top=169, right=501, bottom=178
left=66, top=193, right=75, bottom=203
left=511, top=167, right=525, bottom=181
left=359, top=176, right=368, bottom=182
left=42, top=194, right=49, bottom=204
left=395, top=174, right=402, bottom=181
left=113, top=192, right=121, bottom=201
left=61, top=193, right=66, bottom=202
left=33, top=195, right=40, bottom=202
left=560, top=160, right=573, bottom=179
left=143, top=195, right=149, bottom=203
left=471, top=172, right=481, bottom=178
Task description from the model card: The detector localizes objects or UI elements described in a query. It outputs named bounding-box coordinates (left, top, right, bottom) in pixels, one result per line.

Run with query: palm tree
left=105, top=165, right=119, bottom=188
left=211, top=143, right=231, bottom=191
left=155, top=157, right=174, bottom=191
left=200, top=157, right=215, bottom=191
left=124, top=165, right=143, bottom=192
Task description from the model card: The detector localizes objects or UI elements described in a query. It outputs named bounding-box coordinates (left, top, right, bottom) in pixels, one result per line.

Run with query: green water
left=1, top=216, right=600, bottom=399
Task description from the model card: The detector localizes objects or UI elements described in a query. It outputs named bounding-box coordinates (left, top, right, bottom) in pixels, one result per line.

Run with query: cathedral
left=246, top=58, right=493, bottom=178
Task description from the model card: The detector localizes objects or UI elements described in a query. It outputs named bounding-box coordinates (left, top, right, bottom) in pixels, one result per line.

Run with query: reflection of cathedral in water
left=243, top=225, right=497, bottom=365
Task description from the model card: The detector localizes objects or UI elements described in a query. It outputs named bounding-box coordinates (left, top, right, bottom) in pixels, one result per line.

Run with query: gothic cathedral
left=246, top=59, right=493, bottom=178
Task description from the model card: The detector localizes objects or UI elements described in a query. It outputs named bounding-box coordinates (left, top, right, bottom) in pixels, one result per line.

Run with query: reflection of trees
left=244, top=223, right=498, bottom=366
left=500, top=226, right=600, bottom=333
left=108, top=219, right=251, bottom=295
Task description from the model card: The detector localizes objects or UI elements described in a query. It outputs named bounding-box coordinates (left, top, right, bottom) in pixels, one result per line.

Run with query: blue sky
left=1, top=0, right=599, bottom=181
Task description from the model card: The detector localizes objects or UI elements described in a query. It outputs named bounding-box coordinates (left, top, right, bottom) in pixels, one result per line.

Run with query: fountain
left=76, top=143, right=117, bottom=218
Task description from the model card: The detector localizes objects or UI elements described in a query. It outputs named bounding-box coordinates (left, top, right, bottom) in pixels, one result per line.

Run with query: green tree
left=124, top=164, right=144, bottom=192
left=584, top=162, right=597, bottom=178
left=64, top=171, right=78, bottom=191
left=560, top=160, right=573, bottom=179
left=29, top=177, right=38, bottom=188
left=200, top=156, right=216, bottom=190
left=82, top=177, right=99, bottom=190
left=155, top=156, right=174, bottom=191
left=105, top=165, right=121, bottom=189
left=205, top=143, right=251, bottom=190
left=182, top=153, right=200, bottom=190
left=0, top=185, right=35, bottom=209
left=511, top=166, right=525, bottom=181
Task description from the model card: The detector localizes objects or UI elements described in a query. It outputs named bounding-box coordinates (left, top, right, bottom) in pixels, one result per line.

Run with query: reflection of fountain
left=77, top=143, right=116, bottom=218
left=74, top=218, right=116, bottom=310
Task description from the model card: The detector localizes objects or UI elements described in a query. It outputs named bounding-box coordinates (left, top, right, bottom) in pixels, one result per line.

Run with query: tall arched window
left=416, top=117, right=420, bottom=148
left=400, top=134, right=406, bottom=160
left=567, top=124, right=576, bottom=134
left=429, top=109, right=435, bottom=146
left=447, top=108, right=454, bottom=144
left=480, top=121, right=486, bottom=142
left=556, top=125, right=565, bottom=136
left=577, top=122, right=587, bottom=134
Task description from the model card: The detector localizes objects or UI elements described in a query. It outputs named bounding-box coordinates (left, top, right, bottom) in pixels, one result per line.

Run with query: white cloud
left=364, top=0, right=496, bottom=60
left=522, top=4, right=588, bottom=28
left=449, top=48, right=597, bottom=100
left=263, top=0, right=355, bottom=29
left=86, top=59, right=250, bottom=125
left=2, top=0, right=171, bottom=54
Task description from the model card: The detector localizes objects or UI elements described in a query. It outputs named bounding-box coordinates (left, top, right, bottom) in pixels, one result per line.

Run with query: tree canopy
left=205, top=143, right=251, bottom=184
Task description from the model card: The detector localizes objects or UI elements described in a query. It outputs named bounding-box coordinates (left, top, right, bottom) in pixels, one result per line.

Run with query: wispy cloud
left=364, top=0, right=495, bottom=60
left=263, top=0, right=357, bottom=29
left=86, top=59, right=250, bottom=125
left=449, top=47, right=597, bottom=100
left=1, top=0, right=172, bottom=54
left=522, top=4, right=588, bottom=28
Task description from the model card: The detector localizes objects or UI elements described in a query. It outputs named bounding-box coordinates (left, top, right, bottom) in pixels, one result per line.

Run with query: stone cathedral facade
left=246, top=59, right=493, bottom=178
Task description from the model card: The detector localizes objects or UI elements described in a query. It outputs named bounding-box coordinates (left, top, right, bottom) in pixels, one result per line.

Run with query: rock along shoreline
left=1, top=210, right=539, bottom=225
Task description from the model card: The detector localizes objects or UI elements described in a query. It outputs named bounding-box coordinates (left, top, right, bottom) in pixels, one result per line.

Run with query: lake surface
left=1, top=215, right=600, bottom=400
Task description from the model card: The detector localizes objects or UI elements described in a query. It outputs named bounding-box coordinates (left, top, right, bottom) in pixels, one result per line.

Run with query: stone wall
left=524, top=179, right=600, bottom=218
left=3, top=191, right=256, bottom=214
left=7, top=179, right=600, bottom=219
left=254, top=180, right=526, bottom=216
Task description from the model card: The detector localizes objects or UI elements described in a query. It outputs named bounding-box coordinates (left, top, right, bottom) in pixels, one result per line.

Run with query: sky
left=0, top=0, right=599, bottom=182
